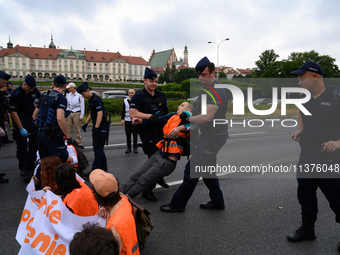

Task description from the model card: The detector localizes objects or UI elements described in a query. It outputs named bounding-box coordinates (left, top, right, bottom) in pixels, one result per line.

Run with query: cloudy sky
left=1, top=0, right=339, bottom=69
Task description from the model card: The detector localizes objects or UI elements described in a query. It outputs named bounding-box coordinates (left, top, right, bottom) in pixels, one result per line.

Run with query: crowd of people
left=3, top=57, right=340, bottom=253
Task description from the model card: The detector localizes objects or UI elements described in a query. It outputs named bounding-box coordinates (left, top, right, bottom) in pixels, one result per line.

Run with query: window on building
left=52, top=67, right=56, bottom=71
left=46, top=66, right=49, bottom=71
left=82, top=67, right=84, bottom=72
left=113, top=68, right=116, bottom=74
left=70, top=67, right=73, bottom=72
left=99, top=68, right=102, bottom=73
left=16, top=64, right=19, bottom=70
left=8, top=64, right=12, bottom=70
left=94, top=63, right=97, bottom=66
left=88, top=68, right=91, bottom=72
left=64, top=60, right=67, bottom=63
left=2, top=65, right=5, bottom=70
left=94, top=68, right=97, bottom=73
left=118, top=69, right=121, bottom=74
left=39, top=66, right=42, bottom=71
left=1, top=59, right=4, bottom=62
left=23, top=64, right=26, bottom=70
left=123, top=69, right=126, bottom=74
left=15, top=57, right=19, bottom=62
left=16, top=72, right=20, bottom=76
left=118, top=63, right=121, bottom=67
left=59, top=65, right=61, bottom=71
left=31, top=66, right=35, bottom=71
left=71, top=74, right=73, bottom=77
left=39, top=60, right=42, bottom=64
left=64, top=65, right=67, bottom=71
left=105, top=69, right=108, bottom=73
left=46, top=60, right=49, bottom=64
left=76, top=66, right=79, bottom=72
left=8, top=57, right=12, bottom=61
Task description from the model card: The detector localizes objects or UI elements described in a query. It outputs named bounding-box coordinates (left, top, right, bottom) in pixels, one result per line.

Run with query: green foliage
left=163, top=91, right=186, bottom=99
left=218, top=72, right=226, bottom=78
left=173, top=68, right=198, bottom=83
left=253, top=49, right=279, bottom=77
left=262, top=60, right=300, bottom=78
left=158, top=83, right=181, bottom=92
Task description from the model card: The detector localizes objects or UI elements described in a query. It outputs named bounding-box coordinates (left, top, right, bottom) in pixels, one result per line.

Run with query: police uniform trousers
left=125, top=121, right=138, bottom=149
left=170, top=132, right=228, bottom=209
left=13, top=117, right=38, bottom=171
left=0, top=119, right=11, bottom=145
left=37, top=131, right=68, bottom=163
left=67, top=111, right=83, bottom=146
left=123, top=151, right=177, bottom=198
left=297, top=147, right=340, bottom=223
left=92, top=122, right=109, bottom=171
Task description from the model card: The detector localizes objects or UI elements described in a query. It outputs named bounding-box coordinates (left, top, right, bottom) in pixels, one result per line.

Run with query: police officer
left=77, top=82, right=109, bottom=172
left=10, top=74, right=41, bottom=179
left=160, top=57, right=228, bottom=213
left=287, top=62, right=340, bottom=251
left=33, top=75, right=77, bottom=163
left=0, top=71, right=11, bottom=183
left=129, top=67, right=169, bottom=201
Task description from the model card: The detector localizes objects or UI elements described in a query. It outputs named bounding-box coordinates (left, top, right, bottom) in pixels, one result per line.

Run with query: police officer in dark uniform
left=161, top=56, right=228, bottom=213
left=10, top=74, right=41, bottom=179
left=129, top=67, right=169, bottom=201
left=287, top=62, right=340, bottom=251
left=77, top=82, right=109, bottom=172
left=33, top=75, right=77, bottom=163
left=0, top=71, right=11, bottom=183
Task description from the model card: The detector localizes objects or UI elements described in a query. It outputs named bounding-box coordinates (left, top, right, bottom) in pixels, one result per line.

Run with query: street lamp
left=208, top=38, right=229, bottom=80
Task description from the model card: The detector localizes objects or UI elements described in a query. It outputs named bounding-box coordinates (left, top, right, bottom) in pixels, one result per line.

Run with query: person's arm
left=79, top=95, right=85, bottom=121
left=32, top=107, right=40, bottom=120
left=168, top=125, right=187, bottom=138
left=57, top=109, right=71, bottom=139
left=95, top=111, right=103, bottom=128
left=84, top=114, right=91, bottom=124
left=129, top=108, right=152, bottom=120
left=189, top=104, right=218, bottom=124
left=291, top=111, right=303, bottom=142
left=10, top=111, right=23, bottom=129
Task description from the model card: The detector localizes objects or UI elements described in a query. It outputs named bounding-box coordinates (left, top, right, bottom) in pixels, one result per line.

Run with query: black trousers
left=125, top=121, right=138, bottom=149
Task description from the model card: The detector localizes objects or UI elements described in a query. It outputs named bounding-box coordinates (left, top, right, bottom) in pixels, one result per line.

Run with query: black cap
left=144, top=68, right=157, bottom=80
left=291, top=62, right=323, bottom=76
left=77, top=82, right=89, bottom=94
left=0, top=71, right=11, bottom=81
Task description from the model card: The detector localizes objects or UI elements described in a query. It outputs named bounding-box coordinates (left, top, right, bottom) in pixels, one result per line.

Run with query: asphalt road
left=1, top=119, right=340, bottom=254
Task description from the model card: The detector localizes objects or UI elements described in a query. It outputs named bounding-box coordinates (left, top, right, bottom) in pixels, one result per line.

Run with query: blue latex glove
left=20, top=128, right=29, bottom=137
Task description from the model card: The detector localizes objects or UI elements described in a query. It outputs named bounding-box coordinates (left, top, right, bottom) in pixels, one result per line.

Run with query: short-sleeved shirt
left=196, top=80, right=228, bottom=133
left=301, top=84, right=340, bottom=145
left=9, top=85, right=41, bottom=120
left=38, top=90, right=67, bottom=128
left=89, top=94, right=106, bottom=126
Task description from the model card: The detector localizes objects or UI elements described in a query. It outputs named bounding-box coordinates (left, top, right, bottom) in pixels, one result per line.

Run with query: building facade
left=0, top=37, right=150, bottom=82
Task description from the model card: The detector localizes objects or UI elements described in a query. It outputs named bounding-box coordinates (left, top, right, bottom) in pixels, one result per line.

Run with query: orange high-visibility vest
left=106, top=196, right=140, bottom=255
left=63, top=181, right=99, bottom=216
left=156, top=114, right=189, bottom=156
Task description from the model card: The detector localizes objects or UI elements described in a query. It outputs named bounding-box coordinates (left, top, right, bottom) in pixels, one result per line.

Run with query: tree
left=253, top=49, right=279, bottom=77
left=262, top=60, right=300, bottom=78
left=288, top=50, right=340, bottom=77
left=218, top=71, right=226, bottom=78
left=173, top=68, right=198, bottom=83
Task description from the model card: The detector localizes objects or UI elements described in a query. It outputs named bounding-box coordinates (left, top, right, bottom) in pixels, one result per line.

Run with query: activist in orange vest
left=55, top=163, right=99, bottom=216
left=123, top=102, right=192, bottom=199
left=90, top=169, right=140, bottom=255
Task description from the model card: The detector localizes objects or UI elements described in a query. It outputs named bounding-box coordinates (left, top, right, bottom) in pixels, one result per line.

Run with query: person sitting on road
left=90, top=169, right=140, bottom=255
left=69, top=223, right=121, bottom=255
left=34, top=156, right=62, bottom=193
left=123, top=102, right=192, bottom=199
left=54, top=163, right=99, bottom=216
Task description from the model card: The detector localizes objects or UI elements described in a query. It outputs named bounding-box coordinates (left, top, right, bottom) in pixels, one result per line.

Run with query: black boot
left=287, top=218, right=316, bottom=242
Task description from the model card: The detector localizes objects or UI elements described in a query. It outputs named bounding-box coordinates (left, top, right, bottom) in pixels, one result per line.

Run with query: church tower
left=7, top=36, right=13, bottom=49
left=184, top=44, right=188, bottom=67
left=49, top=34, right=56, bottom=49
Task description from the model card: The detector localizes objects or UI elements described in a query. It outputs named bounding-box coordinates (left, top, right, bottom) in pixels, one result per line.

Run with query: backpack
left=125, top=194, right=153, bottom=251
left=74, top=147, right=89, bottom=170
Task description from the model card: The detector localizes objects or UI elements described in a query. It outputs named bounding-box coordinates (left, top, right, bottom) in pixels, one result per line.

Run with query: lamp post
left=208, top=38, right=229, bottom=80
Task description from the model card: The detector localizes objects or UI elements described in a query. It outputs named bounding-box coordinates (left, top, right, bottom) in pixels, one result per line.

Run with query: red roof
left=0, top=44, right=150, bottom=65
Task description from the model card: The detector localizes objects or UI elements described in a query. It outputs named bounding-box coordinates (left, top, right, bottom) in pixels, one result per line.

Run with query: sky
left=1, top=0, right=340, bottom=70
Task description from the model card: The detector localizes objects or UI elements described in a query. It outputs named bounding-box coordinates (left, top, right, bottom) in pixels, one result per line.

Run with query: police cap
left=25, top=74, right=36, bottom=88
left=77, top=82, right=89, bottom=94
left=0, top=71, right=11, bottom=81
left=144, top=67, right=157, bottom=80
left=54, top=74, right=67, bottom=85
left=195, top=57, right=211, bottom=74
